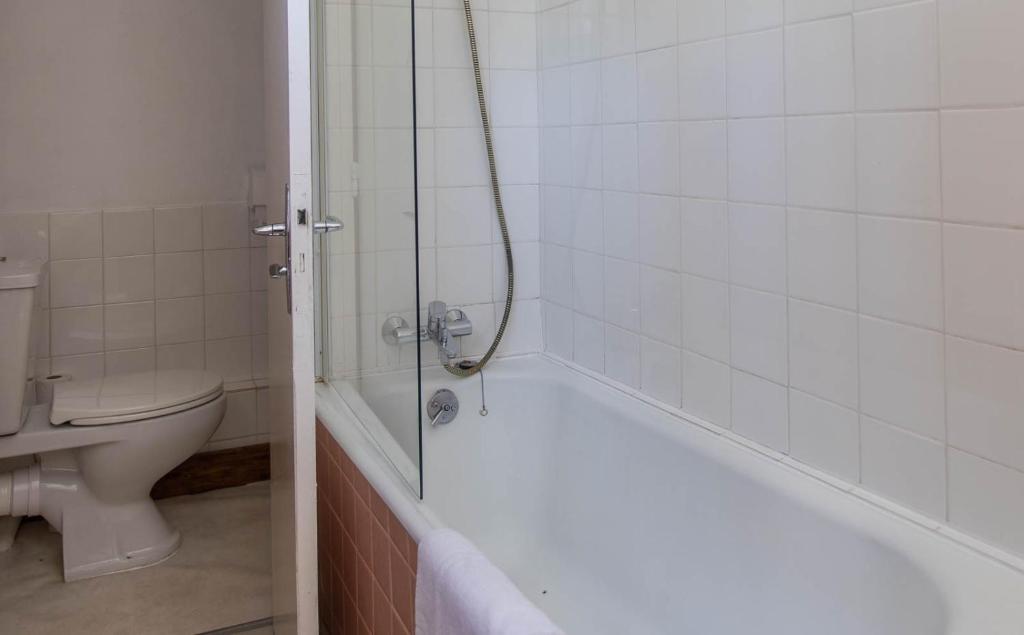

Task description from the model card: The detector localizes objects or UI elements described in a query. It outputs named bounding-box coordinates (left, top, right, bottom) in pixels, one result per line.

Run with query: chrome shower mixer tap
left=427, top=301, right=473, bottom=364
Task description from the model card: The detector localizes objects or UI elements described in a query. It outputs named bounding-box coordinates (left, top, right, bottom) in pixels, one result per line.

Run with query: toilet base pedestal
left=10, top=452, right=183, bottom=581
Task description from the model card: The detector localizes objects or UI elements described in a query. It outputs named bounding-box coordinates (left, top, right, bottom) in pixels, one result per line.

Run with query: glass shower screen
left=317, top=0, right=424, bottom=496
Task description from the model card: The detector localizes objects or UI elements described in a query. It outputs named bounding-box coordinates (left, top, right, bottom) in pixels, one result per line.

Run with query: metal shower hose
left=442, top=0, right=514, bottom=378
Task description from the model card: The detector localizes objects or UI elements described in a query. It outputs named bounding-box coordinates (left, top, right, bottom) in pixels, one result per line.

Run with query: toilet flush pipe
left=0, top=464, right=40, bottom=518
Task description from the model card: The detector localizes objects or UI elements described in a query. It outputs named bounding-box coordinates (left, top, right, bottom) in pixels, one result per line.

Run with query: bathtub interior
left=345, top=355, right=962, bottom=635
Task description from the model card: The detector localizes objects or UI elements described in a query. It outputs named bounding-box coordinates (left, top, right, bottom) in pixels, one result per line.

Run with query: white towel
left=415, top=528, right=564, bottom=635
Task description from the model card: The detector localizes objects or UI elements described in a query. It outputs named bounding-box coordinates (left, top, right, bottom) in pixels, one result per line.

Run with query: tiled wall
left=316, top=420, right=417, bottom=635
left=537, top=0, right=1024, bottom=557
left=322, top=0, right=543, bottom=378
left=0, top=205, right=269, bottom=450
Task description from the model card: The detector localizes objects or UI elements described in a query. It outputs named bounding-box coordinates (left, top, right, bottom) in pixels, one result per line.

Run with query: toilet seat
left=50, top=370, right=223, bottom=426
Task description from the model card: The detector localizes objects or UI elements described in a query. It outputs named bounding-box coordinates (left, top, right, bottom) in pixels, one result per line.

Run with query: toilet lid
left=50, top=370, right=223, bottom=426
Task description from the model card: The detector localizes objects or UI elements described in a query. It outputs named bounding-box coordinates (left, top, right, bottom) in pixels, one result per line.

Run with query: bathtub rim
left=315, top=352, right=1024, bottom=633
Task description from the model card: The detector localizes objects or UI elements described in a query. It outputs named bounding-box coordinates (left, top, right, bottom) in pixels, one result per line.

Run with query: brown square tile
left=354, top=499, right=373, bottom=564
left=373, top=580, right=393, bottom=635
left=392, top=607, right=411, bottom=635
left=356, top=558, right=374, bottom=626
left=369, top=487, right=389, bottom=525
left=372, top=522, right=392, bottom=597
left=389, top=552, right=415, bottom=632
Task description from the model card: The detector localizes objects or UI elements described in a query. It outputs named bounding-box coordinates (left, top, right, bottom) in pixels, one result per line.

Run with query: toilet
left=0, top=259, right=226, bottom=581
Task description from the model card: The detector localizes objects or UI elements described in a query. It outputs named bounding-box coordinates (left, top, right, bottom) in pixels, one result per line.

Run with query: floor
left=0, top=481, right=273, bottom=635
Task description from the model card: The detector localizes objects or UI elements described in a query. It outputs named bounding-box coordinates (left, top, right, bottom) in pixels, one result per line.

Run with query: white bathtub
left=316, top=354, right=1024, bottom=634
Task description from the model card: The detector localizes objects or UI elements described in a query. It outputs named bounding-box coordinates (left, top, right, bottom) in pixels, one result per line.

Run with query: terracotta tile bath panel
left=316, top=420, right=417, bottom=635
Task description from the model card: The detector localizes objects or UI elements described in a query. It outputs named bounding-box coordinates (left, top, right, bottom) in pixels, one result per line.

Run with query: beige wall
left=0, top=0, right=265, bottom=212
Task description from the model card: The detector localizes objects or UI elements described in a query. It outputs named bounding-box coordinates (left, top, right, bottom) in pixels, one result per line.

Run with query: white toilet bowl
left=0, top=370, right=225, bottom=580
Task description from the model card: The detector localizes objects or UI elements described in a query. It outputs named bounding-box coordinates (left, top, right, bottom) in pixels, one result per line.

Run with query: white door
left=262, top=1, right=318, bottom=633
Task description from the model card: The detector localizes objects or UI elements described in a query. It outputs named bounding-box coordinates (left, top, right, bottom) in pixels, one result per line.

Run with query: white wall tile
left=104, top=301, right=155, bottom=351
left=857, top=112, right=941, bottom=219
left=678, top=0, right=726, bottom=43
left=572, top=188, right=605, bottom=252
left=604, top=258, right=640, bottom=330
left=943, top=224, right=1024, bottom=350
left=946, top=336, right=1024, bottom=472
left=155, top=342, right=205, bottom=372
left=571, top=62, right=602, bottom=126
left=681, top=351, right=731, bottom=427
left=786, top=115, right=855, bottom=212
left=49, top=259, right=103, bottom=308
left=541, top=243, right=573, bottom=306
left=542, top=68, right=571, bottom=127
left=727, top=0, right=783, bottom=34
left=785, top=16, right=853, bottom=115
left=941, top=108, right=1024, bottom=227
left=490, top=12, right=537, bottom=69
left=154, top=206, right=203, bottom=253
left=861, top=416, right=946, bottom=518
left=103, top=347, right=155, bottom=375
left=543, top=302, right=574, bottom=358
left=948, top=449, right=1024, bottom=556
left=855, top=2, right=939, bottom=111
left=679, top=121, right=727, bottom=200
left=602, top=0, right=636, bottom=57
left=786, top=0, right=850, bottom=24
left=728, top=118, right=786, bottom=205
left=635, top=0, right=676, bottom=51
left=205, top=336, right=252, bottom=383
left=438, top=245, right=493, bottom=306
left=155, top=252, right=204, bottom=299
left=638, top=194, right=681, bottom=271
left=859, top=316, right=945, bottom=440
left=104, top=255, right=155, bottom=304
left=601, top=56, right=638, bottom=124
left=939, top=0, right=1024, bottom=107
left=729, top=203, right=786, bottom=294
left=204, top=249, right=251, bottom=295
left=858, top=216, right=943, bottom=330
left=787, top=208, right=857, bottom=310
left=731, top=370, right=788, bottom=452
left=677, top=39, right=726, bottom=120
left=205, top=293, right=251, bottom=340
left=681, top=274, right=730, bottom=362
left=789, top=389, right=859, bottom=481
left=602, top=124, right=639, bottom=192
left=50, top=211, right=101, bottom=260
left=730, top=286, right=788, bottom=384
left=789, top=299, right=858, bottom=408
left=156, top=297, right=204, bottom=346
left=603, top=192, right=639, bottom=261
left=680, top=199, right=728, bottom=281
left=638, top=48, right=678, bottom=122
left=573, top=312, right=605, bottom=372
left=103, top=208, right=153, bottom=257
left=726, top=29, right=784, bottom=117
left=638, top=123, right=680, bottom=195
left=51, top=306, right=104, bottom=357
left=569, top=0, right=602, bottom=62
left=640, top=265, right=682, bottom=346
left=604, top=325, right=641, bottom=388
left=540, top=7, right=569, bottom=68
left=572, top=249, right=605, bottom=318
left=571, top=125, right=603, bottom=189
left=640, top=337, right=681, bottom=406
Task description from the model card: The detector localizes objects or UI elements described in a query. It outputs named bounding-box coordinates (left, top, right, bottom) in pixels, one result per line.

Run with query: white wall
left=538, top=0, right=1024, bottom=558
left=323, top=0, right=543, bottom=377
left=0, top=0, right=269, bottom=450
